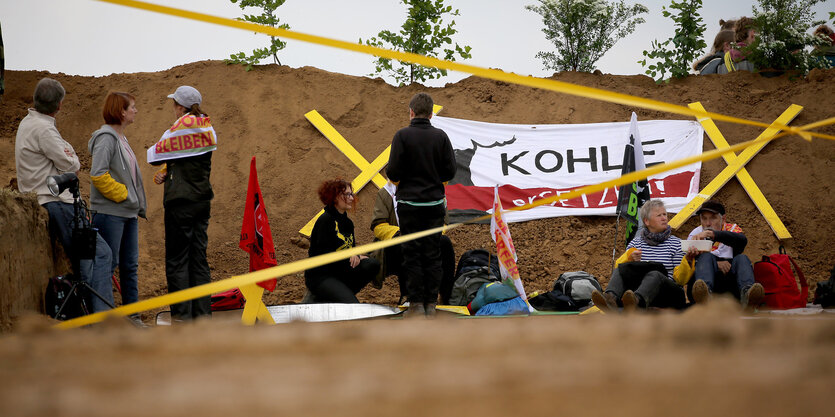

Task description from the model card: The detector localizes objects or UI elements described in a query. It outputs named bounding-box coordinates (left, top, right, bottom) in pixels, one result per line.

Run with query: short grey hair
left=639, top=199, right=666, bottom=223
left=33, top=78, right=65, bottom=115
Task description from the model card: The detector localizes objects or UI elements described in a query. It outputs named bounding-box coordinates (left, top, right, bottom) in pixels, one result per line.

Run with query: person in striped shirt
left=593, top=200, right=697, bottom=312
left=687, top=200, right=763, bottom=309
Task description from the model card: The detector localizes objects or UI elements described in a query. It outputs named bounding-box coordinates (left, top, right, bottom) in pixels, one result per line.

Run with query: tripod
left=52, top=189, right=115, bottom=320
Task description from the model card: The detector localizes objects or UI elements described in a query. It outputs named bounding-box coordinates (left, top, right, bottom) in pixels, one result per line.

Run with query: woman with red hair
left=88, top=92, right=147, bottom=324
left=305, top=178, right=379, bottom=303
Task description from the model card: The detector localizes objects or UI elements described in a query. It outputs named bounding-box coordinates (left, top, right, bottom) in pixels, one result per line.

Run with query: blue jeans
left=691, top=252, right=756, bottom=299
left=93, top=213, right=139, bottom=305
left=43, top=202, right=114, bottom=313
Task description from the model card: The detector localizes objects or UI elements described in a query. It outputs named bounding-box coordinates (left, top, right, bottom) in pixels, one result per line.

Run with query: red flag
left=239, top=156, right=278, bottom=291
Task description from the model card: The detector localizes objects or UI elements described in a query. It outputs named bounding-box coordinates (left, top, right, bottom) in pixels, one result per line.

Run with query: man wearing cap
left=15, top=78, right=114, bottom=313
left=687, top=200, right=763, bottom=309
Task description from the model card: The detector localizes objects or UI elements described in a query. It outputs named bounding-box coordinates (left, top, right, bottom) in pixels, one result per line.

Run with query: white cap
left=167, top=85, right=202, bottom=108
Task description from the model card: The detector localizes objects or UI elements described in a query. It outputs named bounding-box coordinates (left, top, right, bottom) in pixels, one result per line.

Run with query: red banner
left=239, top=156, right=278, bottom=292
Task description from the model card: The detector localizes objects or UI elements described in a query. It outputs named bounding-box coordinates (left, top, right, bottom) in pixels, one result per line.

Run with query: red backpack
left=753, top=247, right=808, bottom=309
left=211, top=288, right=246, bottom=311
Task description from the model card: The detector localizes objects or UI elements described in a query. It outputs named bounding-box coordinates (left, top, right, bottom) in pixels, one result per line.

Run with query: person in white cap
left=149, top=85, right=217, bottom=321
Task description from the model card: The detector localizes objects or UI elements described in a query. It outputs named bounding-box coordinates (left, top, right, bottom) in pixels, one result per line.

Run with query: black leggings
left=308, top=258, right=380, bottom=303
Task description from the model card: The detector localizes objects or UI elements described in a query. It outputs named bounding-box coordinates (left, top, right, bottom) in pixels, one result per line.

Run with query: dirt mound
left=1, top=62, right=834, bottom=312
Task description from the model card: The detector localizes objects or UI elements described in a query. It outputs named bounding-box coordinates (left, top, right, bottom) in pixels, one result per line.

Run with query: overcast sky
left=1, top=0, right=832, bottom=86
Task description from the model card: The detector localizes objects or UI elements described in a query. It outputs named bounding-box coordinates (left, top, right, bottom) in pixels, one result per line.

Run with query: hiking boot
left=403, top=302, right=425, bottom=319
left=621, top=290, right=639, bottom=313
left=424, top=303, right=437, bottom=318
left=591, top=290, right=618, bottom=312
left=692, top=279, right=711, bottom=304
left=742, top=283, right=764, bottom=311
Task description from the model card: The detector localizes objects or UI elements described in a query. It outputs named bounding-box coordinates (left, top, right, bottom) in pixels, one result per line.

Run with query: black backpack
left=44, top=275, right=86, bottom=320
left=554, top=271, right=602, bottom=308
left=449, top=266, right=500, bottom=306
left=455, top=249, right=500, bottom=279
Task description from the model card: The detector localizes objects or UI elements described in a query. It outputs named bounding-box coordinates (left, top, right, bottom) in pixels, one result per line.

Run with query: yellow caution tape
left=94, top=0, right=835, bottom=142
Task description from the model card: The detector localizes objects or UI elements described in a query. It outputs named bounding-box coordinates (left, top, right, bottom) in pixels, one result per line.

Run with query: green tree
left=745, top=0, right=830, bottom=73
left=360, top=0, right=472, bottom=86
left=526, top=0, right=648, bottom=72
left=638, top=0, right=707, bottom=81
left=225, top=0, right=290, bottom=71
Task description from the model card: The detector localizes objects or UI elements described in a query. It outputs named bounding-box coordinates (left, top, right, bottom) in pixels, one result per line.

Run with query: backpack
left=211, top=288, right=246, bottom=311
left=44, top=275, right=86, bottom=320
left=554, top=271, right=602, bottom=307
left=754, top=247, right=808, bottom=310
left=449, top=266, right=500, bottom=306
left=454, top=249, right=500, bottom=280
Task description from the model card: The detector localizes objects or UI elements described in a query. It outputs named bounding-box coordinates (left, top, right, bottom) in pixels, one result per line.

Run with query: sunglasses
left=342, top=191, right=355, bottom=198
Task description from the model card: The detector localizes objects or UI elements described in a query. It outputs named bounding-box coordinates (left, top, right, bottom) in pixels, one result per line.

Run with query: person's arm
left=39, top=125, right=80, bottom=173
left=386, top=134, right=403, bottom=183
left=438, top=134, right=457, bottom=182
left=89, top=133, right=127, bottom=202
left=712, top=229, right=748, bottom=256
left=673, top=255, right=696, bottom=286
left=370, top=189, right=400, bottom=240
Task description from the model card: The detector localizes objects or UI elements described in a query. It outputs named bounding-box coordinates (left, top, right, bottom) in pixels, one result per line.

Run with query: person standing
left=386, top=92, right=457, bottom=317
left=88, top=92, right=147, bottom=325
left=149, top=86, right=215, bottom=321
left=15, top=78, right=114, bottom=313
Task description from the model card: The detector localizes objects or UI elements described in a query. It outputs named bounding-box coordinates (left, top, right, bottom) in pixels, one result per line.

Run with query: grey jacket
left=88, top=125, right=147, bottom=218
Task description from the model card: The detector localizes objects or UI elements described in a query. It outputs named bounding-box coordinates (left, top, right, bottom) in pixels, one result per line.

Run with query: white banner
left=433, top=115, right=704, bottom=222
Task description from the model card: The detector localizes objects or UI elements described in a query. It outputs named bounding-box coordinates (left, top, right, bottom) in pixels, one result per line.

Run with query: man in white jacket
left=15, top=78, right=113, bottom=314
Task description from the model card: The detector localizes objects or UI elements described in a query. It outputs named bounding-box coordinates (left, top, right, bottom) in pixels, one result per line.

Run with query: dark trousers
left=689, top=252, right=756, bottom=300
left=387, top=234, right=456, bottom=304
left=307, top=258, right=380, bottom=303
left=605, top=268, right=686, bottom=309
left=397, top=203, right=446, bottom=304
left=164, top=200, right=211, bottom=320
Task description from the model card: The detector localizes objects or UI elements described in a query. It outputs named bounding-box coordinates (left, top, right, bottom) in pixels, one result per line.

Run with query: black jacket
left=386, top=118, right=456, bottom=203
left=162, top=153, right=213, bottom=207
left=305, top=204, right=355, bottom=284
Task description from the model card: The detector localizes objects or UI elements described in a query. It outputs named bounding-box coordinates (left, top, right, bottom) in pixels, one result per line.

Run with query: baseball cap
left=167, top=86, right=202, bottom=108
left=696, top=201, right=725, bottom=216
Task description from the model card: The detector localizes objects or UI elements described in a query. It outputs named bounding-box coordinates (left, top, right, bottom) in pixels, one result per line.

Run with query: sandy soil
left=2, top=62, right=834, bottom=315
left=2, top=61, right=835, bottom=416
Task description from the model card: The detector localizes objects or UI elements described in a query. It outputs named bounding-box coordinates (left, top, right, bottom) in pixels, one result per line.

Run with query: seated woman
left=305, top=178, right=380, bottom=303
left=592, top=199, right=697, bottom=312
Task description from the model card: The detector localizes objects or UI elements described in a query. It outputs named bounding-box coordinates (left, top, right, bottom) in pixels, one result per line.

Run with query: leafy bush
left=638, top=0, right=707, bottom=81
left=745, top=0, right=830, bottom=73
left=225, top=0, right=290, bottom=71
left=526, top=0, right=648, bottom=72
left=360, top=0, right=472, bottom=86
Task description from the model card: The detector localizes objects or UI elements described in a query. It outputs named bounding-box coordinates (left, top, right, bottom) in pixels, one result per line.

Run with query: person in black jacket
left=386, top=92, right=457, bottom=317
left=151, top=86, right=215, bottom=321
left=305, top=178, right=380, bottom=303
left=687, top=200, right=763, bottom=309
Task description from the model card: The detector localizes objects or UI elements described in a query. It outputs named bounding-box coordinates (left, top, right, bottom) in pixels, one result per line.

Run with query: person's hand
left=629, top=250, right=642, bottom=262
left=154, top=171, right=167, bottom=185
left=717, top=260, right=731, bottom=275
left=686, top=246, right=701, bottom=261
left=349, top=255, right=360, bottom=268
left=694, top=230, right=714, bottom=240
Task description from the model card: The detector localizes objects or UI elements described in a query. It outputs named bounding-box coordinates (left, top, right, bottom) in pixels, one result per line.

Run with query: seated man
left=592, top=199, right=696, bottom=312
left=15, top=78, right=113, bottom=313
left=687, top=200, right=764, bottom=308
left=370, top=180, right=455, bottom=305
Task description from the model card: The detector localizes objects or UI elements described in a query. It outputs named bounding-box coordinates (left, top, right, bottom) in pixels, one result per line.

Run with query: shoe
left=692, top=279, right=711, bottom=304
left=591, top=290, right=618, bottom=312
left=742, top=283, right=764, bottom=311
left=424, top=303, right=437, bottom=318
left=621, top=290, right=639, bottom=312
left=403, top=302, right=425, bottom=318
left=128, top=314, right=148, bottom=328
